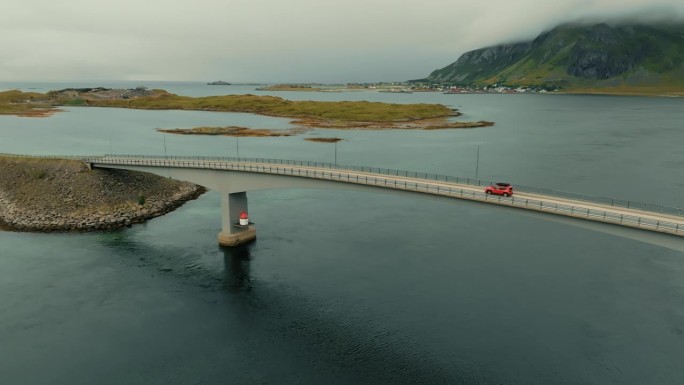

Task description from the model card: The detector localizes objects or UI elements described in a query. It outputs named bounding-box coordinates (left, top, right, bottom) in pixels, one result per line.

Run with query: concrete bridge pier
left=218, top=191, right=256, bottom=247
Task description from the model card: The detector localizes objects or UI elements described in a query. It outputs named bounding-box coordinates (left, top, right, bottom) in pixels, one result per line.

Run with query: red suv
left=485, top=182, right=513, bottom=197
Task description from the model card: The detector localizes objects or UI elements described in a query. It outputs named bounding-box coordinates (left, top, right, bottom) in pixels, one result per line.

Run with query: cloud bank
left=1, top=0, right=683, bottom=82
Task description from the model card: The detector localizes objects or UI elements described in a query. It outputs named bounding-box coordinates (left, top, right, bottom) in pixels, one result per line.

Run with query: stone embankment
left=0, top=156, right=206, bottom=232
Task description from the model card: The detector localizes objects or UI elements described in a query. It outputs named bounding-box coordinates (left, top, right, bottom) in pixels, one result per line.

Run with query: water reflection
left=222, top=245, right=253, bottom=292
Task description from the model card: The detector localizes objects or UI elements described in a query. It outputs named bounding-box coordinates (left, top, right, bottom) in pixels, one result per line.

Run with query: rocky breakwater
left=0, top=156, right=206, bottom=232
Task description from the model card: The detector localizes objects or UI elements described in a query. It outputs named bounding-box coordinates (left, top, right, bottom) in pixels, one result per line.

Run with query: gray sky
left=1, top=0, right=683, bottom=83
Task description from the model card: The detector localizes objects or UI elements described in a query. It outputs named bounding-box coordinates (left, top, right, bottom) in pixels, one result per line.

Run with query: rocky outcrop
left=0, top=157, right=206, bottom=232
left=566, top=49, right=634, bottom=79
left=428, top=42, right=530, bottom=83
left=565, top=24, right=658, bottom=79
left=47, top=87, right=166, bottom=102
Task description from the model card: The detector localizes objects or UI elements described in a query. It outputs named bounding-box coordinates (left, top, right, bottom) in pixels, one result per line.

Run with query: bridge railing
left=0, top=153, right=104, bottom=160
left=87, top=153, right=684, bottom=218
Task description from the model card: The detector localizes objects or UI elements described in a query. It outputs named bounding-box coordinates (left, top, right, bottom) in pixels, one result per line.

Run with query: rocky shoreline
left=0, top=157, right=206, bottom=233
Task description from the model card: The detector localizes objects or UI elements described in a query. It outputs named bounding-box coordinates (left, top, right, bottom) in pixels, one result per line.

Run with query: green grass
left=88, top=93, right=454, bottom=122
left=61, top=98, right=87, bottom=106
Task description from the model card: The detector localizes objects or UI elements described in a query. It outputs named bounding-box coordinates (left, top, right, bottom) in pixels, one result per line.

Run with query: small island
left=290, top=117, right=494, bottom=130
left=305, top=137, right=343, bottom=143
left=207, top=81, right=231, bottom=85
left=157, top=126, right=302, bottom=137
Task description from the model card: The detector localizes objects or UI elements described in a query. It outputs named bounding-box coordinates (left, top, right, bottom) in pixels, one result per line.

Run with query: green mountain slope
left=426, top=22, right=684, bottom=93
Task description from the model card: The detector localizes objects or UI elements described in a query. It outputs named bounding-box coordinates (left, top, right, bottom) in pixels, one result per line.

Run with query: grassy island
left=305, top=137, right=343, bottom=143
left=157, top=126, right=301, bottom=137
left=0, top=88, right=493, bottom=135
left=86, top=91, right=456, bottom=122
left=0, top=88, right=458, bottom=122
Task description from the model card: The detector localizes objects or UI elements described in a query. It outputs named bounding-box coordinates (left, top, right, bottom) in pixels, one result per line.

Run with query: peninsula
left=0, top=155, right=205, bottom=232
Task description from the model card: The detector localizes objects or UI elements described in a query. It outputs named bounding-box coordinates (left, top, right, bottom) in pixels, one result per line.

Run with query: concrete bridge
left=83, top=154, right=684, bottom=246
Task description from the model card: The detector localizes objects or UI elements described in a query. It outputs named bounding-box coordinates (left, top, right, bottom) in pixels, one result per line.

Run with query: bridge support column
left=218, top=192, right=256, bottom=247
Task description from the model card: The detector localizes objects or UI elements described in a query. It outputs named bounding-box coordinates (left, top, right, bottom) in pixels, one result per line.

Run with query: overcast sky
left=1, top=0, right=683, bottom=83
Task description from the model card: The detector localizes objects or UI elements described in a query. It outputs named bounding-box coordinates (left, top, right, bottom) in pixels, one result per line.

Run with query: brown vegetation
left=305, top=137, right=343, bottom=143
left=157, top=126, right=306, bottom=137
left=15, top=108, right=62, bottom=118
left=291, top=117, right=495, bottom=130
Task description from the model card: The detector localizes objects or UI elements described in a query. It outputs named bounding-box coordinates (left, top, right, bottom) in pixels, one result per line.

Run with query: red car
left=485, top=182, right=513, bottom=197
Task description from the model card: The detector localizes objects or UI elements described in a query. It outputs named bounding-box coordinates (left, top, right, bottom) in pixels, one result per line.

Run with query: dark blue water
left=1, top=83, right=683, bottom=384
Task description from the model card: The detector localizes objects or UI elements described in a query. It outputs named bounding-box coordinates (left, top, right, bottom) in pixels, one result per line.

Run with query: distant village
left=346, top=82, right=557, bottom=94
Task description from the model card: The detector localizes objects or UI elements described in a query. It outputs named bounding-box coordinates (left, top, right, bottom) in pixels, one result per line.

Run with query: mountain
left=425, top=22, right=684, bottom=93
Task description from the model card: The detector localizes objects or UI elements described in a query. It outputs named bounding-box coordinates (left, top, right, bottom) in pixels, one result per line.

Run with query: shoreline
left=0, top=185, right=206, bottom=233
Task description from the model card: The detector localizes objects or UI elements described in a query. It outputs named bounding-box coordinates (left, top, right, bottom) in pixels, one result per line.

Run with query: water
left=1, top=82, right=683, bottom=384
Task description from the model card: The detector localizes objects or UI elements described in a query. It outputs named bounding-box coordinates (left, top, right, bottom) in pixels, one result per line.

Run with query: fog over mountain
left=1, top=0, right=683, bottom=83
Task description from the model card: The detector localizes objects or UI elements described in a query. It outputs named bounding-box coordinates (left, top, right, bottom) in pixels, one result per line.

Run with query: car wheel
left=503, top=193, right=509, bottom=197
left=486, top=190, right=492, bottom=195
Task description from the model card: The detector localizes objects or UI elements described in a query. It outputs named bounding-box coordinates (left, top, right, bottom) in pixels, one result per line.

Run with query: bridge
left=82, top=154, right=684, bottom=247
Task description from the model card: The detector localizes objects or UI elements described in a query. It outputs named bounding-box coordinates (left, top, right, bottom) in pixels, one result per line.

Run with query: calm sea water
left=1, top=82, right=683, bottom=385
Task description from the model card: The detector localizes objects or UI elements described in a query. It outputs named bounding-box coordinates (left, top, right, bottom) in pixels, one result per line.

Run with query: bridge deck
left=86, top=156, right=684, bottom=237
